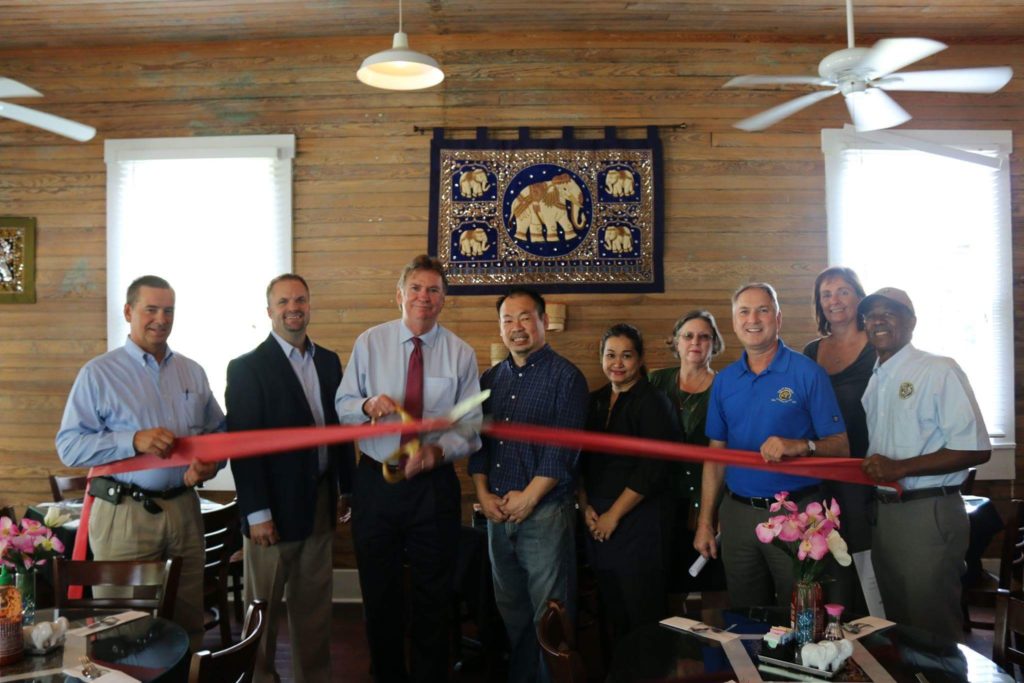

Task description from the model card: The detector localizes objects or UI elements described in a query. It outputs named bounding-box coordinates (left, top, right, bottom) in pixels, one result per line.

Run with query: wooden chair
left=201, top=500, right=242, bottom=647
left=48, top=473, right=88, bottom=502
left=188, top=599, right=267, bottom=683
left=994, top=589, right=1024, bottom=679
left=52, top=556, right=182, bottom=620
left=963, top=498, right=1024, bottom=629
left=537, top=599, right=587, bottom=683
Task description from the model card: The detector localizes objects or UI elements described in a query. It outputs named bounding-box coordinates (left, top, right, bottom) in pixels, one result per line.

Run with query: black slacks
left=352, top=455, right=461, bottom=683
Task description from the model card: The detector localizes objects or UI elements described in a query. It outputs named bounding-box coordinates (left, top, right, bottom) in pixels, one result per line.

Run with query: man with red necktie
left=336, top=254, right=482, bottom=683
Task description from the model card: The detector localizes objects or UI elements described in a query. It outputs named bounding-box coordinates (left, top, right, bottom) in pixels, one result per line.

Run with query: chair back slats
left=200, top=501, right=241, bottom=647
left=53, top=557, right=181, bottom=620
left=48, top=473, right=89, bottom=502
left=994, top=589, right=1024, bottom=678
left=188, top=600, right=267, bottom=683
left=537, top=599, right=586, bottom=683
left=1000, top=500, right=1024, bottom=592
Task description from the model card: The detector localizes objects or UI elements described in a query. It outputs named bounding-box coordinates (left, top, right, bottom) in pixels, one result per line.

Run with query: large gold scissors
left=378, top=390, right=489, bottom=484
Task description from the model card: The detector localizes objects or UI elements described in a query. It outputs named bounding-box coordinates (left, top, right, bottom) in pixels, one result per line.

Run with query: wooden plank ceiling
left=2, top=0, right=1022, bottom=50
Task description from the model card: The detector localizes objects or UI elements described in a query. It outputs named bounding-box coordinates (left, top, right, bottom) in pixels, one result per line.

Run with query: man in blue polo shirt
left=694, top=282, right=849, bottom=608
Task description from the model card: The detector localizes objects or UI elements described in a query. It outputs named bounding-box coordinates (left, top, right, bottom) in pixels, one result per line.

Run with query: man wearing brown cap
left=858, top=287, right=990, bottom=640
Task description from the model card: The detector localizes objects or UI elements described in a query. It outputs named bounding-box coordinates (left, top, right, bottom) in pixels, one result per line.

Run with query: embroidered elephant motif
left=459, top=169, right=490, bottom=198
left=508, top=174, right=586, bottom=243
left=458, top=228, right=490, bottom=257
left=604, top=169, right=636, bottom=197
left=603, top=225, right=634, bottom=253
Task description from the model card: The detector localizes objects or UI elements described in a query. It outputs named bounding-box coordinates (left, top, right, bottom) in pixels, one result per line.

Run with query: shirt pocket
left=176, top=391, right=207, bottom=434
left=424, top=377, right=455, bottom=417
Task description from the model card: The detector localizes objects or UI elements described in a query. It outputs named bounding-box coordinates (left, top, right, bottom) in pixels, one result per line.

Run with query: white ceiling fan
left=723, top=0, right=1013, bottom=132
left=0, top=77, right=96, bottom=141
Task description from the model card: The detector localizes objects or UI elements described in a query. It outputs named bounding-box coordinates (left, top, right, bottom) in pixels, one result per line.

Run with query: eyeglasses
left=680, top=332, right=713, bottom=343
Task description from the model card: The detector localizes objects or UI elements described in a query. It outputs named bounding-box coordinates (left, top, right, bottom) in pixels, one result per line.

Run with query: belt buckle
left=876, top=490, right=901, bottom=504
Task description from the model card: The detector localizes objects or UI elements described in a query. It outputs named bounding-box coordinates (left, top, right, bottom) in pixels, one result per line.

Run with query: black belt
left=875, top=485, right=961, bottom=504
left=728, top=485, right=819, bottom=510
left=90, top=476, right=191, bottom=514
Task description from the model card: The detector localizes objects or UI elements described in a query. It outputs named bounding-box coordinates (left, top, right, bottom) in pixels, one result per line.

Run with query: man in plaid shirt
left=469, top=287, right=589, bottom=683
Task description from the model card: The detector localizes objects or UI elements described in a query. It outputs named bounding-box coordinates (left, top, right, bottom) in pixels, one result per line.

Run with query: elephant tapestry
left=428, top=127, right=664, bottom=293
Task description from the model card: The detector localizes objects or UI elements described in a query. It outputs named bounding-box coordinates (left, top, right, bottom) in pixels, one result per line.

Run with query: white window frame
left=821, top=128, right=1014, bottom=480
left=105, top=135, right=296, bottom=489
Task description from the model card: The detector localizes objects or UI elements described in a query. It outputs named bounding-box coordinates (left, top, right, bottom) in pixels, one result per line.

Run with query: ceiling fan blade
left=733, top=89, right=839, bottom=131
left=844, top=89, right=911, bottom=132
left=0, top=78, right=42, bottom=99
left=875, top=66, right=1013, bottom=93
left=725, top=75, right=831, bottom=88
left=857, top=38, right=947, bottom=78
left=0, top=101, right=96, bottom=141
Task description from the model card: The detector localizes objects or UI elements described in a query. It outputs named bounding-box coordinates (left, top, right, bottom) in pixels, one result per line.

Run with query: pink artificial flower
left=0, top=517, right=16, bottom=539
left=34, top=534, right=64, bottom=556
left=769, top=492, right=798, bottom=514
left=798, top=531, right=829, bottom=561
left=777, top=516, right=804, bottom=542
left=20, top=518, right=45, bottom=536
left=804, top=502, right=824, bottom=525
left=756, top=515, right=787, bottom=543
left=823, top=498, right=841, bottom=529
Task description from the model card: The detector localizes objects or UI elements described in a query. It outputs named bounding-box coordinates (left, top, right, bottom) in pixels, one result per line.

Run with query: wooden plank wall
left=0, top=33, right=1019, bottom=569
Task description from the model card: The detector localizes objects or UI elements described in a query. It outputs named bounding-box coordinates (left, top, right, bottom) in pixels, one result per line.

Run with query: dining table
left=607, top=606, right=1012, bottom=683
left=0, top=608, right=190, bottom=683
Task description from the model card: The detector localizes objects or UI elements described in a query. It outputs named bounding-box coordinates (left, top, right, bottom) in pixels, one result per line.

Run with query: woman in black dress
left=579, top=323, right=680, bottom=641
left=803, top=266, right=875, bottom=613
left=648, top=310, right=726, bottom=595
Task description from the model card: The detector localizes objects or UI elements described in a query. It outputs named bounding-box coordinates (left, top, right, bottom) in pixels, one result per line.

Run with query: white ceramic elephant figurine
left=605, top=169, right=635, bottom=197
left=603, top=225, right=634, bottom=253
left=508, top=174, right=585, bottom=243
left=459, top=169, right=490, bottom=198
left=458, top=228, right=490, bottom=257
left=800, top=639, right=851, bottom=672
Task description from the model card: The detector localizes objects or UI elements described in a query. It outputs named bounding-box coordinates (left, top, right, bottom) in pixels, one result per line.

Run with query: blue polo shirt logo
left=773, top=387, right=796, bottom=404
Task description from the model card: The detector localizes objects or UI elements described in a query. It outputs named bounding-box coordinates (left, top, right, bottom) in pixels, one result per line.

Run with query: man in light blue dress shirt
left=56, top=275, right=224, bottom=649
left=336, top=254, right=482, bottom=683
left=859, top=287, right=990, bottom=640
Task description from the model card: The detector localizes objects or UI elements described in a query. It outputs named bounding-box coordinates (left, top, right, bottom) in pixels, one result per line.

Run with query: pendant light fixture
left=356, top=0, right=444, bottom=91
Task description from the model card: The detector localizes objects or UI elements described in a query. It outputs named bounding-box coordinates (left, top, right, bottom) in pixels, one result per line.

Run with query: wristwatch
left=807, top=439, right=817, bottom=455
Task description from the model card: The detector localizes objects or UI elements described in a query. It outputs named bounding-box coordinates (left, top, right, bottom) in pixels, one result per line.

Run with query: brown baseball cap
left=857, top=287, right=915, bottom=317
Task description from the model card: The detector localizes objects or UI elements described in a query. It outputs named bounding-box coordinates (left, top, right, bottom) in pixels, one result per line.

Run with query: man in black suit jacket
left=226, top=273, right=354, bottom=683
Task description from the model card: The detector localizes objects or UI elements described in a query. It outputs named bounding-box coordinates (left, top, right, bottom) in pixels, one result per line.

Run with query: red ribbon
left=70, top=418, right=887, bottom=584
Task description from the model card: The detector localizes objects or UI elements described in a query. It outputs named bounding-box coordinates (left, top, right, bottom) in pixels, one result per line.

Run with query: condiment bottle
left=0, top=565, right=24, bottom=665
left=824, top=603, right=845, bottom=641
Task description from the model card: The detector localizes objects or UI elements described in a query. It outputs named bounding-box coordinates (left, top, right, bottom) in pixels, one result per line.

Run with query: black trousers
left=352, top=455, right=461, bottom=683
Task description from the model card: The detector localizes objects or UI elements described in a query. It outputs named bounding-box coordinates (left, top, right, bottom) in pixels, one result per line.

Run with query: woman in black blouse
left=579, top=323, right=680, bottom=641
left=803, top=266, right=875, bottom=613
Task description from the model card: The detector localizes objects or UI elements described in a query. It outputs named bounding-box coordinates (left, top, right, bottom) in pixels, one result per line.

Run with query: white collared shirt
left=862, top=343, right=989, bottom=491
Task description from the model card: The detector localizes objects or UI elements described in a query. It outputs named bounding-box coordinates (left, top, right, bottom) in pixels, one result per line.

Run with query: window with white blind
left=821, top=129, right=1014, bottom=478
left=105, top=134, right=295, bottom=415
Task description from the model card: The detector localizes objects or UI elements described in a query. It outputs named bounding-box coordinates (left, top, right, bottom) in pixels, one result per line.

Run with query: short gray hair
left=732, top=282, right=780, bottom=312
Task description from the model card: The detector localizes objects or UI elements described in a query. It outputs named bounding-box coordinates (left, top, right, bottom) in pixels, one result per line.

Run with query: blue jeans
left=488, top=498, right=577, bottom=683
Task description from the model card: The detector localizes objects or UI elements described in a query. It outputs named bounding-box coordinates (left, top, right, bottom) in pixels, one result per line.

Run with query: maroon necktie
left=401, top=337, right=424, bottom=444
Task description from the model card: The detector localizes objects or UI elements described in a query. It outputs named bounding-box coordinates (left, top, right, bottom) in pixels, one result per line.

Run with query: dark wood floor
left=201, top=597, right=999, bottom=682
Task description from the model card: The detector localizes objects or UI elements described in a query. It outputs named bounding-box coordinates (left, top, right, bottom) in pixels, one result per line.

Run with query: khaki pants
left=88, top=490, right=205, bottom=651
left=243, top=478, right=334, bottom=683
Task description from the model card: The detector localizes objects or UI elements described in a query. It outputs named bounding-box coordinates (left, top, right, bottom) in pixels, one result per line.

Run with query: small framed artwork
left=0, top=216, right=36, bottom=303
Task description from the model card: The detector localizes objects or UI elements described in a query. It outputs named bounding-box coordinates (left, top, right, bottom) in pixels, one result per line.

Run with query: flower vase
left=790, top=579, right=823, bottom=647
left=15, top=570, right=36, bottom=625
